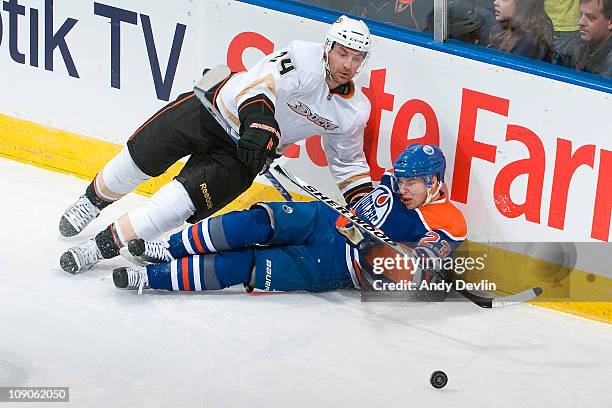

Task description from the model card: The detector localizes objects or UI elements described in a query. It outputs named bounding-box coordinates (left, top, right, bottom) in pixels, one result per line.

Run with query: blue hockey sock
left=166, top=207, right=272, bottom=258
left=146, top=250, right=255, bottom=291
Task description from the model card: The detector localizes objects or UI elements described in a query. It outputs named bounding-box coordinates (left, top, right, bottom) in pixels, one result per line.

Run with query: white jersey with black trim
left=216, top=40, right=372, bottom=196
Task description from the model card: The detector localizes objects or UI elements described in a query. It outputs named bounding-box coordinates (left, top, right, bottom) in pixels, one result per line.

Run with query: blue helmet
left=393, top=143, right=446, bottom=188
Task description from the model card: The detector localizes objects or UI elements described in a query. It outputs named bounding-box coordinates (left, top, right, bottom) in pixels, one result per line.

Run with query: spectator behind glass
left=570, top=0, right=612, bottom=77
left=425, top=0, right=496, bottom=45
left=487, top=0, right=553, bottom=61
left=545, top=0, right=582, bottom=64
left=351, top=0, right=433, bottom=32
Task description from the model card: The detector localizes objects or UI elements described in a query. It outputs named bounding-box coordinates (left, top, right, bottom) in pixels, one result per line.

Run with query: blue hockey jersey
left=344, top=173, right=467, bottom=288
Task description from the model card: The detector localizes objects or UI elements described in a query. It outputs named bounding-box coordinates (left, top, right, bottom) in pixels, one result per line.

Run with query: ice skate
left=60, top=239, right=104, bottom=274
left=59, top=195, right=101, bottom=237
left=113, top=266, right=150, bottom=293
left=127, top=238, right=174, bottom=264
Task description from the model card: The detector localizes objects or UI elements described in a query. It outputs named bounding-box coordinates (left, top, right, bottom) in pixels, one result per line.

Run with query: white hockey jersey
left=216, top=40, right=372, bottom=198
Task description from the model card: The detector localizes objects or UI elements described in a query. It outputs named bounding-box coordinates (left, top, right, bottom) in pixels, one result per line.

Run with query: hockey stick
left=272, top=164, right=543, bottom=309
left=193, top=67, right=293, bottom=202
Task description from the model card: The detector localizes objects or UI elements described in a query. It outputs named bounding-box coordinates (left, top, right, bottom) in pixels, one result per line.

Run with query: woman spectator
left=487, top=0, right=554, bottom=61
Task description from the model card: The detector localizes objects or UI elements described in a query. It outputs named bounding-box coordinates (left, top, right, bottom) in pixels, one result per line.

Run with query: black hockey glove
left=237, top=114, right=280, bottom=176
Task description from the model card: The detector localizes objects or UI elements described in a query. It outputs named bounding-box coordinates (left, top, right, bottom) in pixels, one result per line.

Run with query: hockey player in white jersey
left=58, top=16, right=375, bottom=274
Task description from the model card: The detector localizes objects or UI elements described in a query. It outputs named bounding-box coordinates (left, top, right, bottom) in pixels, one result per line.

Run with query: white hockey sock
left=95, top=148, right=150, bottom=202
left=125, top=180, right=196, bottom=241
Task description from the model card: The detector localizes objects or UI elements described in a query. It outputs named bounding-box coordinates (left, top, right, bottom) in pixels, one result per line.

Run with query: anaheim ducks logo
left=287, top=101, right=339, bottom=131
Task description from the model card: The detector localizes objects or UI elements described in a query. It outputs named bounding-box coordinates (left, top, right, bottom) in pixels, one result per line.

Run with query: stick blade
left=194, top=65, right=231, bottom=96
left=491, top=287, right=543, bottom=308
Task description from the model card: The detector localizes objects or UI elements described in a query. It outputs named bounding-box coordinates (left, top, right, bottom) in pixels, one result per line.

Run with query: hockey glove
left=335, top=210, right=366, bottom=247
left=237, top=114, right=281, bottom=176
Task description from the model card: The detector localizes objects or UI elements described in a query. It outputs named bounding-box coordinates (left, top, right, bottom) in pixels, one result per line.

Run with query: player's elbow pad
left=344, top=182, right=374, bottom=205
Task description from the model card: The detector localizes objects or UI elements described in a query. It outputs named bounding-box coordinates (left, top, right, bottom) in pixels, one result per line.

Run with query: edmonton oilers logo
left=355, top=185, right=393, bottom=227
left=423, top=145, right=435, bottom=155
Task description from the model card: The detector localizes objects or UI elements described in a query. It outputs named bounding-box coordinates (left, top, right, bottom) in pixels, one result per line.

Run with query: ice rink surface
left=1, top=157, right=611, bottom=408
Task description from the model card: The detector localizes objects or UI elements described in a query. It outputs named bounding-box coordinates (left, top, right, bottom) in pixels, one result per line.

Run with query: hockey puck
left=430, top=371, right=448, bottom=389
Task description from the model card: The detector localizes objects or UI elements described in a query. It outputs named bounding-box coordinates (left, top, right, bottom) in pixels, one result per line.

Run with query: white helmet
left=324, top=15, right=372, bottom=76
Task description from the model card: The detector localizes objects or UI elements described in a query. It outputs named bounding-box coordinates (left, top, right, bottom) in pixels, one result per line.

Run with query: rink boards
left=0, top=0, right=610, bottom=321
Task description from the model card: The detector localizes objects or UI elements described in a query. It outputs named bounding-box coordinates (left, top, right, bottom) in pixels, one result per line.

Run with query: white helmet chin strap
left=424, top=183, right=443, bottom=206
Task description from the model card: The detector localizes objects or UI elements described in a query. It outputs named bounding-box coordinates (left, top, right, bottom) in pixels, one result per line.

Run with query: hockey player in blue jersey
left=112, top=144, right=467, bottom=293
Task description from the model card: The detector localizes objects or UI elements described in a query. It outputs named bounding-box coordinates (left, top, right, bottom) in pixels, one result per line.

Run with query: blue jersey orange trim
left=415, top=197, right=467, bottom=240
